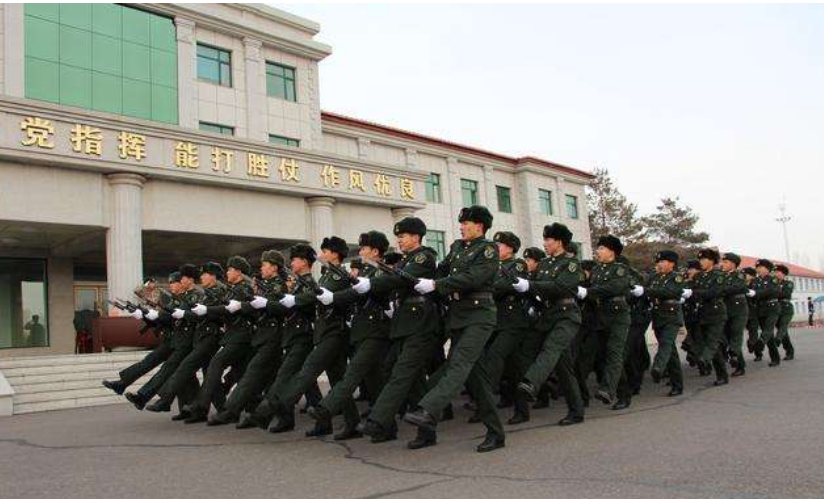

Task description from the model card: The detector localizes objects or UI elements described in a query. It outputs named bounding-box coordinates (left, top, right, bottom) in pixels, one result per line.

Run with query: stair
left=0, top=351, right=156, bottom=415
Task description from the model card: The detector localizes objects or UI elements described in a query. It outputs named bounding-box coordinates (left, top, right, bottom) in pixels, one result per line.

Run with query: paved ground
left=2, top=326, right=823, bottom=499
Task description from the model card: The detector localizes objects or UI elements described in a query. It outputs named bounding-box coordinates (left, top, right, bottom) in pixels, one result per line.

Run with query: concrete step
left=12, top=373, right=157, bottom=395
left=13, top=394, right=127, bottom=415
left=13, top=384, right=149, bottom=405
left=0, top=351, right=148, bottom=369
left=1, top=360, right=144, bottom=377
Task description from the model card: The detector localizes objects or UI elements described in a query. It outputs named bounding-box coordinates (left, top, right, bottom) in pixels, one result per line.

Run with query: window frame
left=496, top=185, right=513, bottom=213
left=460, top=178, right=479, bottom=208
left=426, top=230, right=447, bottom=261
left=197, top=42, right=232, bottom=87
left=538, top=188, right=553, bottom=215
left=425, top=173, right=442, bottom=203
left=199, top=121, right=234, bottom=136
left=0, top=257, right=50, bottom=349
left=265, top=61, right=297, bottom=102
left=268, top=134, right=300, bottom=147
left=565, top=194, right=579, bottom=219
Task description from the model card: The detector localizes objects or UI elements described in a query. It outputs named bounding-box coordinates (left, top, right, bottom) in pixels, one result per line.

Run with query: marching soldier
left=742, top=267, right=762, bottom=360
left=720, top=253, right=749, bottom=377
left=573, top=259, right=599, bottom=408
left=404, top=205, right=506, bottom=453
left=774, top=264, right=795, bottom=361
left=686, top=248, right=729, bottom=386
left=512, top=223, right=586, bottom=425
left=681, top=260, right=703, bottom=367
left=643, top=251, right=686, bottom=396
left=615, top=256, right=651, bottom=409
left=750, top=259, right=782, bottom=366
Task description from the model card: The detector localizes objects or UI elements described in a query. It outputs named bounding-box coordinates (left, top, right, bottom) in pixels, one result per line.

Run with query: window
left=569, top=242, right=582, bottom=260
left=496, top=186, right=512, bottom=213
left=565, top=194, right=579, bottom=219
left=24, top=4, right=178, bottom=124
left=197, top=43, right=231, bottom=87
left=1, top=258, right=49, bottom=349
left=266, top=61, right=296, bottom=102
left=269, top=134, right=300, bottom=147
left=200, top=122, right=234, bottom=136
left=426, top=230, right=447, bottom=260
left=461, top=179, right=478, bottom=208
left=539, top=189, right=553, bottom=215
left=425, top=173, right=442, bottom=203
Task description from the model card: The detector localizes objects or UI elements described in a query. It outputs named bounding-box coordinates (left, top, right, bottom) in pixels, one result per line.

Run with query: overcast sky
left=280, top=3, right=824, bottom=269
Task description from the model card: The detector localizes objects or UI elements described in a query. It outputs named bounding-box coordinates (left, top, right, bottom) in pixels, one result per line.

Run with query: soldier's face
left=359, top=246, right=379, bottom=262
left=260, top=262, right=277, bottom=279
left=170, top=281, right=182, bottom=294
left=292, top=257, right=310, bottom=274
left=226, top=268, right=242, bottom=283
left=460, top=221, right=483, bottom=240
left=699, top=258, right=714, bottom=271
left=687, top=268, right=699, bottom=278
left=321, top=249, right=341, bottom=265
left=596, top=246, right=615, bottom=263
left=526, top=258, right=539, bottom=272
left=497, top=243, right=513, bottom=260
left=721, top=260, right=735, bottom=272
left=656, top=260, right=674, bottom=273
left=544, top=238, right=563, bottom=255
left=200, top=273, right=217, bottom=287
left=396, top=233, right=418, bottom=253
left=756, top=266, right=769, bottom=277
left=180, top=276, right=194, bottom=289
left=775, top=271, right=786, bottom=280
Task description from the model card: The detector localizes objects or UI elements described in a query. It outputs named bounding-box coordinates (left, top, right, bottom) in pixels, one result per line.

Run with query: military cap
left=697, top=248, right=720, bottom=264
left=596, top=234, right=624, bottom=256
left=543, top=223, right=573, bottom=245
left=774, top=264, right=789, bottom=275
left=722, top=252, right=741, bottom=266
left=321, top=236, right=349, bottom=259
left=581, top=259, right=596, bottom=272
left=394, top=217, right=427, bottom=237
left=493, top=231, right=521, bottom=253
left=358, top=231, right=390, bottom=254
left=168, top=271, right=182, bottom=283
left=742, top=267, right=757, bottom=277
left=384, top=250, right=402, bottom=266
left=290, top=243, right=317, bottom=264
left=261, top=249, right=285, bottom=268
left=179, top=263, right=201, bottom=280
left=349, top=257, right=364, bottom=271
left=655, top=250, right=679, bottom=265
left=458, top=205, right=493, bottom=231
left=201, top=261, right=224, bottom=280
left=685, top=259, right=701, bottom=271
left=523, top=246, right=546, bottom=261
left=755, top=258, right=774, bottom=271
left=226, top=255, right=251, bottom=275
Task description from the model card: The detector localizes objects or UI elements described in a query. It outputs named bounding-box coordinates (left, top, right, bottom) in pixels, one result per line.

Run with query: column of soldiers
left=103, top=205, right=798, bottom=453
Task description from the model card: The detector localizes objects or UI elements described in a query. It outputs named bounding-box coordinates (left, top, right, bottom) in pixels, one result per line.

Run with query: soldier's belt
left=597, top=296, right=626, bottom=304
left=400, top=296, right=426, bottom=305
left=727, top=294, right=747, bottom=300
left=448, top=291, right=493, bottom=302
left=762, top=299, right=778, bottom=304
left=547, top=297, right=576, bottom=307
left=654, top=299, right=680, bottom=306
left=778, top=299, right=791, bottom=303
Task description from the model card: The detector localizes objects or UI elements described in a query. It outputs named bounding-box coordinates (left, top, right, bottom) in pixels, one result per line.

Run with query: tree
left=641, top=197, right=709, bottom=247
left=586, top=167, right=645, bottom=248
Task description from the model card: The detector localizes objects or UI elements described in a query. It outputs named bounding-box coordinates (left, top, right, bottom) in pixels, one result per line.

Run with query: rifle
left=283, top=267, right=323, bottom=295
left=107, top=299, right=153, bottom=336
left=373, top=260, right=419, bottom=287
left=499, top=264, right=520, bottom=285
left=321, top=262, right=359, bottom=285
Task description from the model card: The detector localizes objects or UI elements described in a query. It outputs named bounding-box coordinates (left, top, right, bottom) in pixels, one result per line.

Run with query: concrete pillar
left=306, top=196, right=335, bottom=250
left=106, top=174, right=145, bottom=313
left=556, top=176, right=566, bottom=219
left=3, top=4, right=24, bottom=97
left=175, top=17, right=198, bottom=129
left=481, top=164, right=495, bottom=207
left=514, top=170, right=537, bottom=244
left=357, top=138, right=370, bottom=160
left=446, top=157, right=462, bottom=241
left=243, top=37, right=267, bottom=142
left=391, top=207, right=417, bottom=223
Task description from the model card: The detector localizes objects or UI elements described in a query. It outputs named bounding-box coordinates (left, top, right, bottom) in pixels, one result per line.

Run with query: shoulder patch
left=516, top=262, right=525, bottom=272
left=675, top=275, right=683, bottom=283
left=616, top=267, right=626, bottom=277
left=717, top=276, right=723, bottom=283
left=568, top=262, right=578, bottom=273
left=332, top=273, right=341, bottom=281
left=414, top=253, right=426, bottom=264
left=484, top=245, right=495, bottom=259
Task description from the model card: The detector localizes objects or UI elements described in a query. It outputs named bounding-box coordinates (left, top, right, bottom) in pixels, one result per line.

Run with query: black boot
left=305, top=422, right=332, bottom=438
left=595, top=389, right=613, bottom=405
left=667, top=387, right=683, bottom=397
left=102, top=379, right=126, bottom=395
left=441, top=404, right=454, bottom=421
left=145, top=399, right=172, bottom=413
left=184, top=407, right=208, bottom=424
left=612, top=399, right=630, bottom=411
left=268, top=411, right=296, bottom=433
left=731, top=368, right=745, bottom=377
left=235, top=411, right=257, bottom=429
left=208, top=410, right=238, bottom=426
left=507, top=412, right=529, bottom=425
left=558, top=413, right=584, bottom=426
left=407, top=428, right=437, bottom=450
left=516, top=380, right=537, bottom=402
left=650, top=368, right=662, bottom=384
left=713, top=377, right=729, bottom=386
left=307, top=405, right=333, bottom=429
left=334, top=425, right=363, bottom=441
left=476, top=433, right=505, bottom=453
left=125, top=392, right=149, bottom=410
left=403, top=407, right=437, bottom=431
left=467, top=413, right=481, bottom=424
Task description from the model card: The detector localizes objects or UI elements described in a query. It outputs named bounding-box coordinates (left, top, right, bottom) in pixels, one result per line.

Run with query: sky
left=279, top=3, right=824, bottom=269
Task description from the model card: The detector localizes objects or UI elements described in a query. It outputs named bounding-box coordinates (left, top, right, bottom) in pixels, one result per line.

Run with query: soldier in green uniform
left=264, top=237, right=361, bottom=438
left=355, top=217, right=440, bottom=444
left=680, top=260, right=702, bottom=368
left=147, top=262, right=227, bottom=414
left=209, top=251, right=288, bottom=426
left=247, top=244, right=319, bottom=430
left=615, top=257, right=652, bottom=409
left=750, top=259, right=782, bottom=366
left=102, top=271, right=181, bottom=398
left=465, top=231, right=528, bottom=424
left=184, top=256, right=256, bottom=423
left=578, top=235, right=631, bottom=406
left=307, top=231, right=393, bottom=439
left=742, top=267, right=762, bottom=361
left=512, top=223, right=585, bottom=425
left=573, top=259, right=599, bottom=408
left=404, top=206, right=505, bottom=453
left=774, top=264, right=795, bottom=361
left=720, top=253, right=749, bottom=377
left=642, top=250, right=686, bottom=396
left=686, top=248, right=729, bottom=385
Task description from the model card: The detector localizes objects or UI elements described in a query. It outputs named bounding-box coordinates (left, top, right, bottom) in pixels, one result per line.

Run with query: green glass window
left=496, top=186, right=512, bottom=213
left=565, top=194, right=579, bottom=219
left=24, top=4, right=178, bottom=124
left=266, top=62, right=297, bottom=102
left=461, top=179, right=478, bottom=208
left=425, top=173, right=442, bottom=203
left=539, top=189, right=553, bottom=215
left=197, top=43, right=232, bottom=87
left=0, top=258, right=49, bottom=349
left=269, top=134, right=300, bottom=147
left=426, top=230, right=447, bottom=261
left=199, top=122, right=234, bottom=136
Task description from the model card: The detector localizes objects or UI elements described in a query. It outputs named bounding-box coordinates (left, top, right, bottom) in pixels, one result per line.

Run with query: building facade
left=0, top=3, right=594, bottom=357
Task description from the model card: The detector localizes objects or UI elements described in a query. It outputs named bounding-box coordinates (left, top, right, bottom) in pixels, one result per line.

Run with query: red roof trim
left=321, top=111, right=595, bottom=180
left=739, top=255, right=824, bottom=279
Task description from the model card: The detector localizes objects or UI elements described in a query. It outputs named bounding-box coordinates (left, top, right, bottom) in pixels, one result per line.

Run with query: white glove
left=414, top=278, right=436, bottom=294
left=279, top=294, right=296, bottom=309
left=747, top=289, right=756, bottom=298
left=172, top=308, right=185, bottom=320
left=682, top=289, right=693, bottom=299
left=679, top=297, right=686, bottom=304
left=192, top=304, right=207, bottom=316
left=528, top=307, right=536, bottom=318
left=250, top=296, right=268, bottom=309
left=384, top=302, right=395, bottom=318
left=145, top=309, right=159, bottom=321
left=512, top=278, right=530, bottom=293
left=317, top=287, right=334, bottom=306
left=631, top=285, right=644, bottom=297
left=577, top=287, right=588, bottom=300
left=353, top=277, right=371, bottom=294
left=130, top=309, right=144, bottom=320
left=225, top=299, right=241, bottom=313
